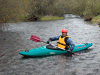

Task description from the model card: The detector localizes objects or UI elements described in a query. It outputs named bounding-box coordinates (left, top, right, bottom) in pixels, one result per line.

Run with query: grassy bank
left=91, top=15, right=100, bottom=27
left=40, top=16, right=64, bottom=21
left=8, top=16, right=65, bottom=22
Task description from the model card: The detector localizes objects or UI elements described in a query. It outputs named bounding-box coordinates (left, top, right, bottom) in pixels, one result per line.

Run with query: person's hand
left=47, top=40, right=50, bottom=44
left=47, top=38, right=51, bottom=44
left=67, top=49, right=72, bottom=53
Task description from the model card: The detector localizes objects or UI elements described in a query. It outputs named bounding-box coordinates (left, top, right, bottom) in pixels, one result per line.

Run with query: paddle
left=30, top=35, right=80, bottom=55
left=30, top=35, right=67, bottom=50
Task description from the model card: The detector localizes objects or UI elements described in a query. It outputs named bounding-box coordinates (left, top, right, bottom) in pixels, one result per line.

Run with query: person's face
left=62, top=32, right=67, bottom=37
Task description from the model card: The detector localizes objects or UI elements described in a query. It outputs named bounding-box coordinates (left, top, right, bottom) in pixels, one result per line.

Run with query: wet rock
left=84, top=18, right=92, bottom=21
left=27, top=15, right=38, bottom=21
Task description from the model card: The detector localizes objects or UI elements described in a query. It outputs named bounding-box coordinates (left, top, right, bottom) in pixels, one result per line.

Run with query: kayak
left=19, top=43, right=93, bottom=57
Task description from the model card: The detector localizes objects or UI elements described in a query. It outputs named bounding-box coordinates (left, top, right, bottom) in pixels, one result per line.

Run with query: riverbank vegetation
left=92, top=15, right=100, bottom=24
left=40, top=16, right=64, bottom=21
left=0, top=0, right=100, bottom=24
left=91, top=15, right=100, bottom=27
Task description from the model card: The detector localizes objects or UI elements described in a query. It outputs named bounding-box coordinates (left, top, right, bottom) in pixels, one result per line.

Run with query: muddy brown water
left=0, top=14, right=100, bottom=75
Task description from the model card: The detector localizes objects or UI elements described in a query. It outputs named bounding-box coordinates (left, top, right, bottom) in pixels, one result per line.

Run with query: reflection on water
left=0, top=14, right=100, bottom=75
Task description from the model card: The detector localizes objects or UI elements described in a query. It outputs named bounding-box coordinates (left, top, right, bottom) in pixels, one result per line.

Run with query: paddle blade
left=30, top=35, right=43, bottom=42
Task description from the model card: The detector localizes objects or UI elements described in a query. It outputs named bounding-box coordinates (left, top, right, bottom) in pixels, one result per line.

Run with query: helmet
left=62, top=29, right=68, bottom=33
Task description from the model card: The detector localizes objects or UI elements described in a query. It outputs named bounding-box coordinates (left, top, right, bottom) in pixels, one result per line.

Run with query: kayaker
left=47, top=29, right=75, bottom=53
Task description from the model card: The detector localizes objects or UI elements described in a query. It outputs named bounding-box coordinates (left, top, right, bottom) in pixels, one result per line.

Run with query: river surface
left=0, top=14, right=100, bottom=75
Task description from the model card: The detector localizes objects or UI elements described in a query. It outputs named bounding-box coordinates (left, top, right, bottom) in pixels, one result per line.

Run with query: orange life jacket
left=58, top=35, right=71, bottom=49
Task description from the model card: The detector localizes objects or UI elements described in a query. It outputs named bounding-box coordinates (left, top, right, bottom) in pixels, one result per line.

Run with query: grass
left=91, top=15, right=100, bottom=24
left=40, top=16, right=65, bottom=21
left=91, top=15, right=100, bottom=27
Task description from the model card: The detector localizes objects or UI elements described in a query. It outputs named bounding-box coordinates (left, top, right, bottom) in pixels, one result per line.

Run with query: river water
left=0, top=14, right=100, bottom=75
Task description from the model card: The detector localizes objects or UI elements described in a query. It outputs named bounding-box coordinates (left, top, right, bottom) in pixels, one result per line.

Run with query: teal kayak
left=19, top=43, right=93, bottom=57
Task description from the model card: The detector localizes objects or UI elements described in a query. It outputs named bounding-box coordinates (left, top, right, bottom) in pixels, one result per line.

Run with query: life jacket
left=58, top=35, right=71, bottom=49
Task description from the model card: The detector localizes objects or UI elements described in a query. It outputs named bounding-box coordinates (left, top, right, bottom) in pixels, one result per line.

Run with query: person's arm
left=50, top=35, right=60, bottom=41
left=47, top=35, right=60, bottom=44
left=65, top=38, right=75, bottom=51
